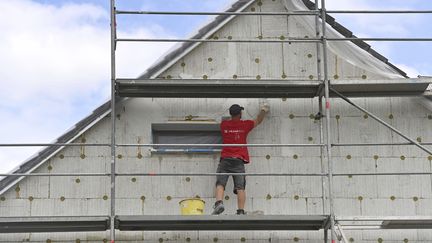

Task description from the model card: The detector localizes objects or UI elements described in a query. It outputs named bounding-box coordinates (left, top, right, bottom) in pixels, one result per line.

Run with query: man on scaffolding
left=212, top=103, right=270, bottom=215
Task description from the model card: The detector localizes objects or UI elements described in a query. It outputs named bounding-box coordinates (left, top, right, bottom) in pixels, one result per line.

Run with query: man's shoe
left=236, top=209, right=246, bottom=215
left=212, top=201, right=225, bottom=215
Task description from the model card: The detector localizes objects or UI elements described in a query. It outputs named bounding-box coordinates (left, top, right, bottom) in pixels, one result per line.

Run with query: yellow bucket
left=179, top=198, right=205, bottom=215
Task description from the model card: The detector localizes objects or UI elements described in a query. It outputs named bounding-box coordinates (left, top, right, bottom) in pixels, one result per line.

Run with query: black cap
left=229, top=104, right=244, bottom=116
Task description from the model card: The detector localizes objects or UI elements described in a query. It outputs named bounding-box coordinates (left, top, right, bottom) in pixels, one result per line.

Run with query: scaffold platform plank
left=116, top=78, right=431, bottom=98
left=381, top=220, right=432, bottom=229
left=116, top=215, right=330, bottom=231
left=337, top=216, right=432, bottom=230
left=330, top=79, right=431, bottom=97
left=0, top=216, right=110, bottom=233
left=116, top=79, right=321, bottom=98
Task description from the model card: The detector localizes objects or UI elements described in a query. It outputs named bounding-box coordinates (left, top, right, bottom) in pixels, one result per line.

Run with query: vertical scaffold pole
left=315, top=1, right=328, bottom=241
left=314, top=0, right=326, bottom=217
left=320, top=0, right=336, bottom=242
left=110, top=0, right=117, bottom=242
left=319, top=97, right=327, bottom=243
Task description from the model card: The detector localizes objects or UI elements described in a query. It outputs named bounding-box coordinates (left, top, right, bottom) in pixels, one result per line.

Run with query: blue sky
left=25, top=0, right=432, bottom=74
left=0, top=0, right=431, bottom=174
left=28, top=0, right=432, bottom=74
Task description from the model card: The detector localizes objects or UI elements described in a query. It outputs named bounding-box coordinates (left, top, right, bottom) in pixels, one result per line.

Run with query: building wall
left=1, top=0, right=431, bottom=242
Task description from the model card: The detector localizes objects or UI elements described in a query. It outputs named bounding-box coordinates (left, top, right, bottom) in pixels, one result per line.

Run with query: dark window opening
left=151, top=123, right=222, bottom=153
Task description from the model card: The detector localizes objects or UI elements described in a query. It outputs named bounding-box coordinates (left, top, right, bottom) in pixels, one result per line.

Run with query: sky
left=0, top=0, right=431, bottom=174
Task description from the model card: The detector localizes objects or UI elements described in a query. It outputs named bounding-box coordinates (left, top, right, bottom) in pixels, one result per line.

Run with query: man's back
left=220, top=119, right=255, bottom=163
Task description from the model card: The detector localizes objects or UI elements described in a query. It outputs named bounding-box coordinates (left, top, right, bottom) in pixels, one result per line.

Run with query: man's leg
left=213, top=159, right=228, bottom=215
left=215, top=185, right=225, bottom=201
left=236, top=189, right=245, bottom=209
left=212, top=184, right=225, bottom=215
left=232, top=159, right=246, bottom=215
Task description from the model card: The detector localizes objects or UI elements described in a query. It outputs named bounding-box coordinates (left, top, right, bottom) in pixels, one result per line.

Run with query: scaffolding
left=0, top=0, right=432, bottom=242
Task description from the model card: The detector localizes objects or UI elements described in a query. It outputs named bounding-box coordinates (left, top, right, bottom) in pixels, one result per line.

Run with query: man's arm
left=254, top=104, right=270, bottom=127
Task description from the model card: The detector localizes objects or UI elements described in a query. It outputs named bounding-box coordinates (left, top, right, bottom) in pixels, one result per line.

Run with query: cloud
left=324, top=0, right=421, bottom=37
left=116, top=28, right=176, bottom=78
left=0, top=1, right=106, bottom=102
left=139, top=0, right=234, bottom=12
left=0, top=0, right=174, bottom=173
left=322, top=0, right=431, bottom=77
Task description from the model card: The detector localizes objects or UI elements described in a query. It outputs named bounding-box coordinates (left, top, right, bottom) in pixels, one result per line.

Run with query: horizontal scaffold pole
left=327, top=37, right=432, bottom=41
left=0, top=143, right=110, bottom=147
left=333, top=142, right=432, bottom=146
left=115, top=38, right=432, bottom=43
left=0, top=143, right=324, bottom=147
left=0, top=173, right=325, bottom=177
left=327, top=10, right=432, bottom=14
left=2, top=172, right=432, bottom=177
left=115, top=10, right=319, bottom=16
left=0, top=142, right=430, bottom=147
left=118, top=143, right=325, bottom=147
left=115, top=38, right=320, bottom=43
left=115, top=10, right=432, bottom=15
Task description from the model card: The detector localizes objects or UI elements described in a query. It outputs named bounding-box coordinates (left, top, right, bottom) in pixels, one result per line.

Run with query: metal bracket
left=314, top=82, right=325, bottom=97
left=335, top=224, right=348, bottom=243
left=314, top=112, right=324, bottom=120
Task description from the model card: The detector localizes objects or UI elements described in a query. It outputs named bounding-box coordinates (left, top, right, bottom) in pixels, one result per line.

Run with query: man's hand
left=260, top=103, right=270, bottom=113
left=255, top=103, right=270, bottom=127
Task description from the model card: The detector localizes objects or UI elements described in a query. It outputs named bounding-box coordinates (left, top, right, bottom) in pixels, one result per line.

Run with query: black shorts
left=216, top=157, right=246, bottom=194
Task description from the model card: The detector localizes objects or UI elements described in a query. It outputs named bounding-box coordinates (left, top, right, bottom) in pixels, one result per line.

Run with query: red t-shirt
left=220, top=119, right=255, bottom=163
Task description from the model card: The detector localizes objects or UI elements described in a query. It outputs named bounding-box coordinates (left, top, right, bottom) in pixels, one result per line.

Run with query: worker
left=212, top=103, right=270, bottom=215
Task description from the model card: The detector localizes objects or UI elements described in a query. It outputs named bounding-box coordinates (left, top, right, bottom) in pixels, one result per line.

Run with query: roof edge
left=0, top=100, right=113, bottom=193
left=302, top=0, right=408, bottom=78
